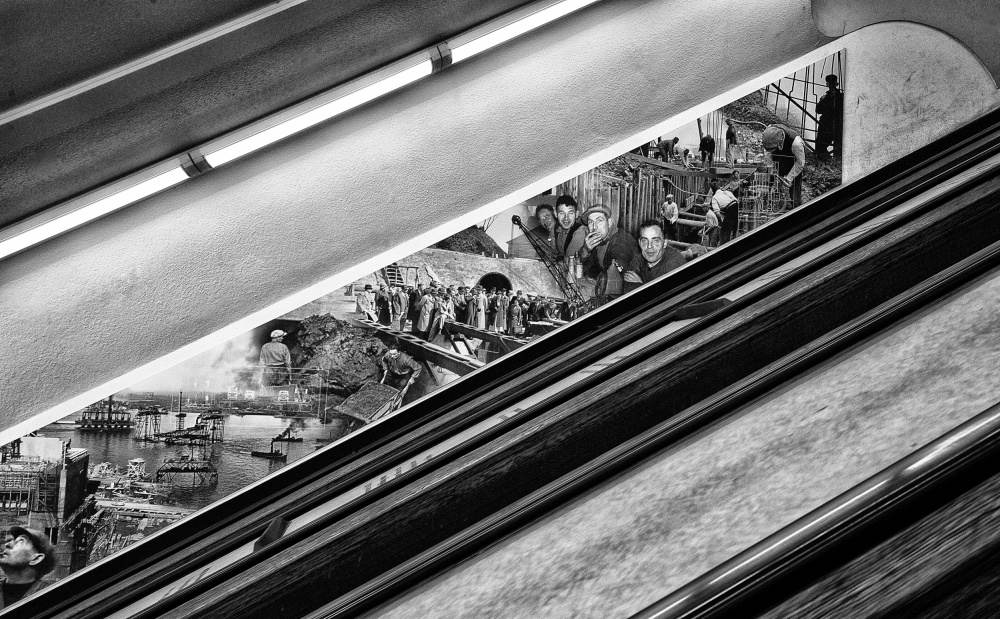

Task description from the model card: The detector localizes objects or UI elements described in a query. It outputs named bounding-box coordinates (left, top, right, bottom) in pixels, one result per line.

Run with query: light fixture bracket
left=430, top=44, right=453, bottom=73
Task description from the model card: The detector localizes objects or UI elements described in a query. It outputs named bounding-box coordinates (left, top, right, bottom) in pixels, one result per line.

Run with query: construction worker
left=0, top=527, right=54, bottom=609
left=260, top=329, right=292, bottom=386
left=380, top=344, right=422, bottom=397
left=762, top=123, right=806, bottom=208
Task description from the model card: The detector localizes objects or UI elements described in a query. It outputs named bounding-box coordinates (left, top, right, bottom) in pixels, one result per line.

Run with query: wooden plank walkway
left=357, top=318, right=484, bottom=376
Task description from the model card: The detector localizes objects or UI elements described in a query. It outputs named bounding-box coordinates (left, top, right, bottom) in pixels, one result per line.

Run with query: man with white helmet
left=260, top=329, right=292, bottom=386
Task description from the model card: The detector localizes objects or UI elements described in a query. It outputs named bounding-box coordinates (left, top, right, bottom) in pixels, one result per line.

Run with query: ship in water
left=251, top=438, right=287, bottom=460
left=76, top=395, right=132, bottom=432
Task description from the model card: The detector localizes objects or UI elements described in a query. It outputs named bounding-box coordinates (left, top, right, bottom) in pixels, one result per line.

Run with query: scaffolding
left=132, top=407, right=166, bottom=442
left=0, top=461, right=59, bottom=516
left=761, top=50, right=845, bottom=150
left=126, top=459, right=147, bottom=480
left=735, top=165, right=795, bottom=236
left=197, top=412, right=225, bottom=443
left=154, top=456, right=218, bottom=484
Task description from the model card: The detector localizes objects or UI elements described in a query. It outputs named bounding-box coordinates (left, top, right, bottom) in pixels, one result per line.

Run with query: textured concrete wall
left=840, top=21, right=1000, bottom=182
left=0, top=0, right=831, bottom=438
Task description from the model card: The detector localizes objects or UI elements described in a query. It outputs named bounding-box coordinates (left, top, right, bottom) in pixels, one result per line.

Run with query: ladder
left=381, top=263, right=406, bottom=287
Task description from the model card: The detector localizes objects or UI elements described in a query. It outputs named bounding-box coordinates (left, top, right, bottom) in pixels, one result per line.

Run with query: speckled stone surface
left=364, top=268, right=1000, bottom=619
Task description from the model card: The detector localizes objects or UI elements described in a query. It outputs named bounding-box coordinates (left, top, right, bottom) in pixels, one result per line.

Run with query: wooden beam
left=624, top=153, right=715, bottom=177
left=625, top=153, right=751, bottom=178
left=444, top=320, right=527, bottom=351
left=357, top=318, right=484, bottom=376
left=422, top=360, right=442, bottom=387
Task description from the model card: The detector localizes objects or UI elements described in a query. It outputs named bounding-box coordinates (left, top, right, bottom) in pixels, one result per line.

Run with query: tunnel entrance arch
left=477, top=272, right=513, bottom=292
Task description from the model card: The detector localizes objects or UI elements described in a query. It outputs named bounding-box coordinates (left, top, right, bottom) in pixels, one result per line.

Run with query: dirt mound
left=723, top=91, right=784, bottom=127
left=291, top=314, right=388, bottom=396
left=434, top=226, right=507, bottom=258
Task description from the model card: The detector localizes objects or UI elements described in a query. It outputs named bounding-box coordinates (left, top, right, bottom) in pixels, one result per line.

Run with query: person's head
left=364, top=284, right=373, bottom=292
left=386, top=344, right=400, bottom=359
left=638, top=220, right=667, bottom=265
left=665, top=194, right=675, bottom=203
left=0, top=527, right=55, bottom=580
left=270, top=329, right=286, bottom=341
left=672, top=137, right=679, bottom=144
left=535, top=204, right=556, bottom=232
left=710, top=180, right=720, bottom=193
left=825, top=74, right=839, bottom=89
left=555, top=195, right=579, bottom=230
left=582, top=205, right=614, bottom=240
left=762, top=126, right=786, bottom=152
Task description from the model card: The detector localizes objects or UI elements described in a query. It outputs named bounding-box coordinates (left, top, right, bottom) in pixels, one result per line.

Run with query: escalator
left=16, top=107, right=1000, bottom=619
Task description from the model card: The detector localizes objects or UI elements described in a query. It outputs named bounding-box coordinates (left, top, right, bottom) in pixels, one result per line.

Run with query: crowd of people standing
left=356, top=281, right=568, bottom=341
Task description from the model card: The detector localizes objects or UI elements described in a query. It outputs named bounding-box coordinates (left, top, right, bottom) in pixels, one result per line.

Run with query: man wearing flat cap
left=0, top=526, right=54, bottom=608
left=576, top=204, right=642, bottom=297
left=260, top=329, right=292, bottom=386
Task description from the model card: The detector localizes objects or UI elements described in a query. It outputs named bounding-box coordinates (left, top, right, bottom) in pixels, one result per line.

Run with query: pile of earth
left=434, top=226, right=507, bottom=258
left=290, top=313, right=389, bottom=397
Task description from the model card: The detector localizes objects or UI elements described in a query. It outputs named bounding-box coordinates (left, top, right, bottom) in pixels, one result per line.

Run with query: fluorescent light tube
left=450, top=0, right=602, bottom=64
left=204, top=60, right=434, bottom=168
left=0, top=167, right=189, bottom=260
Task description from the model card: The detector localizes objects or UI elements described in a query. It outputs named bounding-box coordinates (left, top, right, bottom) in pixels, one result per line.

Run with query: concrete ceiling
left=0, top=0, right=532, bottom=227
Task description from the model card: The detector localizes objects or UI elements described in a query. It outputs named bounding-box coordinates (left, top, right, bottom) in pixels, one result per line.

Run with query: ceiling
left=0, top=0, right=532, bottom=228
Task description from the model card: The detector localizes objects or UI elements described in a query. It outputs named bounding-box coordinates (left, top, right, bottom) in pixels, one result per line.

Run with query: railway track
left=19, top=107, right=1000, bottom=619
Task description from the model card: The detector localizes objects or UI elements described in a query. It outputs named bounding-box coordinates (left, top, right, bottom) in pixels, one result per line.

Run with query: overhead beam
left=444, top=320, right=528, bottom=352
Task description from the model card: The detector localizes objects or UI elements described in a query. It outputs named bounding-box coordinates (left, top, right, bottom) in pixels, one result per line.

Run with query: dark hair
left=535, top=203, right=555, bottom=218
left=672, top=136, right=679, bottom=143
left=639, top=219, right=664, bottom=235
left=555, top=194, right=578, bottom=208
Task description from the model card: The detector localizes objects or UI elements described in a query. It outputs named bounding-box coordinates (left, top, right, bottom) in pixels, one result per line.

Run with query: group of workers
left=528, top=195, right=709, bottom=299
left=651, top=74, right=842, bottom=173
